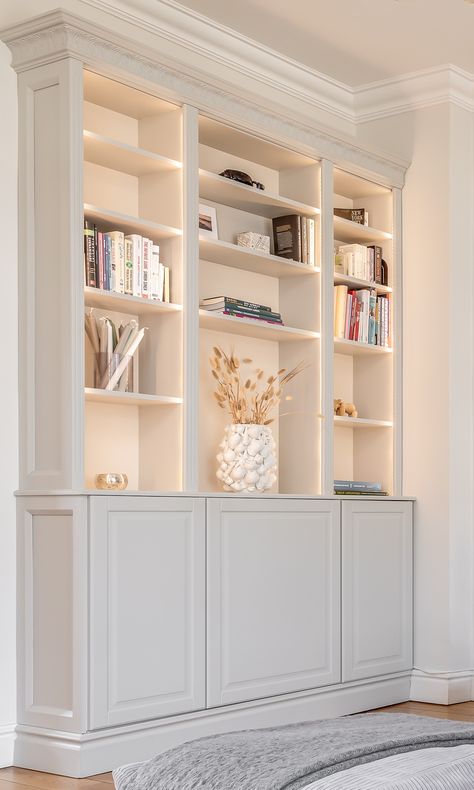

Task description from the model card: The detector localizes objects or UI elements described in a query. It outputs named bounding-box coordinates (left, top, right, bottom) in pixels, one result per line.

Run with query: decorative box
left=236, top=231, right=271, bottom=253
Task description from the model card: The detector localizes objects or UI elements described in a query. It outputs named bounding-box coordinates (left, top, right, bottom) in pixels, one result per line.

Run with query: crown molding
left=0, top=7, right=408, bottom=187
left=355, top=64, right=474, bottom=122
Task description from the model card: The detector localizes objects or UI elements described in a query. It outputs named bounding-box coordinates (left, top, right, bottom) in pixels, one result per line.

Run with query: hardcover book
left=334, top=208, right=368, bottom=226
left=272, top=215, right=301, bottom=260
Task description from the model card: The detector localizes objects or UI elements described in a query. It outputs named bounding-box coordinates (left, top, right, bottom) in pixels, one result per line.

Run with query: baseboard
left=0, top=725, right=16, bottom=768
left=410, top=669, right=474, bottom=704
left=14, top=674, right=411, bottom=777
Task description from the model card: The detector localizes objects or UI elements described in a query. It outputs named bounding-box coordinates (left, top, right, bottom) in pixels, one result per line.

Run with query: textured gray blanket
left=113, top=713, right=474, bottom=790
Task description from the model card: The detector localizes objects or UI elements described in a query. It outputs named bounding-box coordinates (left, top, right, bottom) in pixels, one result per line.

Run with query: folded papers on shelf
left=84, top=309, right=147, bottom=392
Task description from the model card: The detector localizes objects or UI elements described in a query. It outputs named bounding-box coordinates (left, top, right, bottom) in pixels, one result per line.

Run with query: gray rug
left=113, top=713, right=474, bottom=790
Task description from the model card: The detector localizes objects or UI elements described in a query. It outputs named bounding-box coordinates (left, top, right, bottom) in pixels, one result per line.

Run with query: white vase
left=216, top=423, right=277, bottom=493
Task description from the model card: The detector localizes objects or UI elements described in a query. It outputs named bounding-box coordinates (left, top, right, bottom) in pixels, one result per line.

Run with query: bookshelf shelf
left=333, top=216, right=392, bottom=244
left=84, top=287, right=182, bottom=315
left=83, top=204, right=182, bottom=240
left=334, top=416, right=393, bottom=429
left=83, top=130, right=182, bottom=176
left=199, top=237, right=320, bottom=278
left=334, top=337, right=393, bottom=356
left=333, top=272, right=392, bottom=294
left=84, top=388, right=183, bottom=406
left=199, top=169, right=321, bottom=219
left=200, top=310, right=320, bottom=342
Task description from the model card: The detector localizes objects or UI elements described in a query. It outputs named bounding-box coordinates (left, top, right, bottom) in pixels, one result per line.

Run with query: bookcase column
left=17, top=57, right=84, bottom=491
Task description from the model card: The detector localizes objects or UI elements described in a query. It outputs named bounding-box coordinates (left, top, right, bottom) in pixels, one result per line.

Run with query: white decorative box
left=236, top=231, right=271, bottom=253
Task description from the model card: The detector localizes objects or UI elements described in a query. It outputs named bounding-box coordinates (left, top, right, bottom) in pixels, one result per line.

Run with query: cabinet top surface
left=15, top=489, right=416, bottom=501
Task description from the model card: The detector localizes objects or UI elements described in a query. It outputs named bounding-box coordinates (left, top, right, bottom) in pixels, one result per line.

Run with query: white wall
left=0, top=40, right=18, bottom=766
left=359, top=105, right=474, bottom=702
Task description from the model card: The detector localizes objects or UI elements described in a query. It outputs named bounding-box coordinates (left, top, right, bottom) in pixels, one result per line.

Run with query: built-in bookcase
left=332, top=169, right=395, bottom=494
left=15, top=59, right=401, bottom=497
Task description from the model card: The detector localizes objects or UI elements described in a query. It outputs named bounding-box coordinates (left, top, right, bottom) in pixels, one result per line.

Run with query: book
left=307, top=218, right=315, bottom=266
left=163, top=265, right=170, bottom=303
left=334, top=479, right=382, bottom=492
left=272, top=215, right=302, bottom=261
left=334, top=207, right=368, bottom=226
left=334, top=284, right=381, bottom=345
left=84, top=219, right=97, bottom=287
left=108, top=231, right=125, bottom=293
left=301, top=217, right=307, bottom=264
left=141, top=237, right=152, bottom=299
left=334, top=285, right=348, bottom=338
left=220, top=306, right=282, bottom=322
left=124, top=238, right=133, bottom=295
left=150, top=245, right=161, bottom=300
left=125, top=234, right=142, bottom=297
left=368, top=245, right=383, bottom=284
left=222, top=310, right=282, bottom=325
left=334, top=490, right=388, bottom=496
left=201, top=296, right=272, bottom=312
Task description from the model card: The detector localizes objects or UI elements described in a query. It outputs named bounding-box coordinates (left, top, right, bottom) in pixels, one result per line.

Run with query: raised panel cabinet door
left=89, top=496, right=206, bottom=729
left=342, top=500, right=413, bottom=682
left=207, top=498, right=341, bottom=707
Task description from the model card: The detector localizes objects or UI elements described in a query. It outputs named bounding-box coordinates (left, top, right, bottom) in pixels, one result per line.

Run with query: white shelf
left=83, top=204, right=182, bottom=240
left=199, top=169, right=320, bottom=219
left=199, top=237, right=319, bottom=278
left=334, top=416, right=393, bottom=429
left=84, top=287, right=182, bottom=316
left=84, top=388, right=183, bottom=406
left=83, top=130, right=182, bottom=177
left=333, top=272, right=392, bottom=294
left=334, top=337, right=392, bottom=356
left=200, top=310, right=320, bottom=343
left=334, top=216, right=392, bottom=244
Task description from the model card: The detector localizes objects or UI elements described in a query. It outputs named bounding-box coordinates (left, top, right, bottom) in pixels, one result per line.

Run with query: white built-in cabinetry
left=2, top=8, right=413, bottom=779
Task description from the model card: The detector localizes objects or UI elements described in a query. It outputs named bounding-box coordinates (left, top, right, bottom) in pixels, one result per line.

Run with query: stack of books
left=334, top=480, right=387, bottom=496
left=200, top=296, right=283, bottom=325
left=335, top=243, right=383, bottom=283
left=272, top=214, right=315, bottom=265
left=334, top=207, right=368, bottom=226
left=334, top=285, right=390, bottom=347
left=84, top=220, right=170, bottom=302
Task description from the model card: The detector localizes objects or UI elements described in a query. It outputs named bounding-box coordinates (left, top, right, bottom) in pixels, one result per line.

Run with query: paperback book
left=201, top=296, right=283, bottom=325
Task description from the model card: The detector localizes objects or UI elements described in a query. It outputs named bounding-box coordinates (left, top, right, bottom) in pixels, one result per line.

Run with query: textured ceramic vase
left=216, top=424, right=277, bottom=493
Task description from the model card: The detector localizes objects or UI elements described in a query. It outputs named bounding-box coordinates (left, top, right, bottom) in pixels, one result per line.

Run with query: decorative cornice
left=0, top=8, right=408, bottom=187
left=355, top=64, right=474, bottom=122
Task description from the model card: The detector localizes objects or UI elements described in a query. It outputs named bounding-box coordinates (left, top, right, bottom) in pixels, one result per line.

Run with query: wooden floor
left=2, top=701, right=474, bottom=788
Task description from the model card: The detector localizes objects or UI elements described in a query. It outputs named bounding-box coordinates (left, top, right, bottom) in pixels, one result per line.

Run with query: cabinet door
left=207, top=498, right=341, bottom=707
left=342, top=500, right=413, bottom=682
left=89, top=496, right=205, bottom=729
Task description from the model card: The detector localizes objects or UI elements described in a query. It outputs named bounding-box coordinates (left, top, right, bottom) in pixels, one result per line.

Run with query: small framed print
left=199, top=204, right=218, bottom=239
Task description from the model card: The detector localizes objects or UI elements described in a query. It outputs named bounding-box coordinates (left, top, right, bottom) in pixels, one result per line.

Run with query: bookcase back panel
left=83, top=101, right=140, bottom=147
left=199, top=144, right=279, bottom=193
left=334, top=354, right=354, bottom=405
left=199, top=260, right=280, bottom=313
left=199, top=200, right=273, bottom=249
left=138, top=312, right=183, bottom=397
left=199, top=329, right=280, bottom=493
left=353, top=429, right=393, bottom=494
left=85, top=402, right=140, bottom=489
left=353, top=194, right=393, bottom=236
left=353, top=355, right=393, bottom=422
left=334, top=427, right=354, bottom=482
left=84, top=161, right=139, bottom=217
left=279, top=164, right=321, bottom=213
left=278, top=272, right=319, bottom=332
left=138, top=110, right=183, bottom=162
left=139, top=407, right=182, bottom=491
left=138, top=169, right=182, bottom=229
left=278, top=340, right=321, bottom=495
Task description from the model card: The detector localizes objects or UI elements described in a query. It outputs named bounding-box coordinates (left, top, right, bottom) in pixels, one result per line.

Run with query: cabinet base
left=13, top=674, right=411, bottom=777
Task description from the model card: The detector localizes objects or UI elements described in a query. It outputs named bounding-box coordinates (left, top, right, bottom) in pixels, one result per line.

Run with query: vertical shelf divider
left=321, top=159, right=335, bottom=496
left=392, top=186, right=403, bottom=496
left=182, top=104, right=200, bottom=492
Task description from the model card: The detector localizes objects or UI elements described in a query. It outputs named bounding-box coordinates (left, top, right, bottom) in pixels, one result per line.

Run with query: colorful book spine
left=84, top=220, right=96, bottom=287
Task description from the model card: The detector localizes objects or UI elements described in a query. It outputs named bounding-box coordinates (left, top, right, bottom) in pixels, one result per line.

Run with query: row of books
left=200, top=296, right=283, bottom=325
left=272, top=214, right=315, bottom=265
left=335, top=243, right=387, bottom=285
left=334, top=208, right=369, bottom=226
left=334, top=479, right=387, bottom=496
left=84, top=221, right=170, bottom=302
left=334, top=285, right=391, bottom=347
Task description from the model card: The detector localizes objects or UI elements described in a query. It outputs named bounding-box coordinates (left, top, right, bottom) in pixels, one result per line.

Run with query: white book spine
left=156, top=263, right=165, bottom=302
left=126, top=234, right=142, bottom=297
left=108, top=231, right=124, bottom=293
left=124, top=238, right=133, bottom=295
left=150, top=249, right=161, bottom=300
left=163, top=265, right=170, bottom=303
left=141, top=238, right=152, bottom=299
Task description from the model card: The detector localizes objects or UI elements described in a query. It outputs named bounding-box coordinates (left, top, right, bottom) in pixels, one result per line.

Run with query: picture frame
left=199, top=203, right=218, bottom=239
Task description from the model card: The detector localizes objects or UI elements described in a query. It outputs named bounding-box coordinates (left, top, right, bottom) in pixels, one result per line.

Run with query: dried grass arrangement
left=210, top=346, right=306, bottom=425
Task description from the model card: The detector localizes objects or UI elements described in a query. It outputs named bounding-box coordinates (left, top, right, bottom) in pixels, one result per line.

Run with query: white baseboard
left=0, top=725, right=16, bottom=768
left=410, top=669, right=474, bottom=704
left=14, top=674, right=411, bottom=777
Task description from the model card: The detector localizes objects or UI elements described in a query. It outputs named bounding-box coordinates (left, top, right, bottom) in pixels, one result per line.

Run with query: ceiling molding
left=355, top=64, right=474, bottom=122
left=0, top=7, right=409, bottom=186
